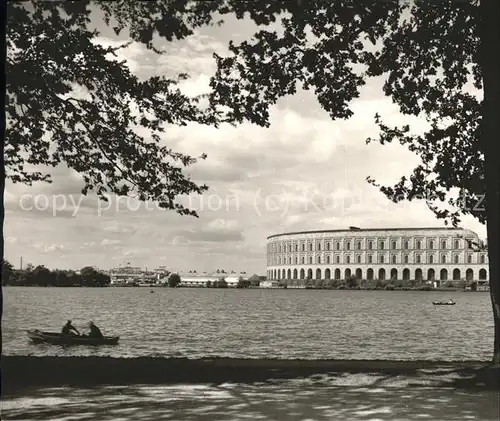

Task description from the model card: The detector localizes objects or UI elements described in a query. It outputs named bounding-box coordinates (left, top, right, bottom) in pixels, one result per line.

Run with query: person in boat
left=62, top=320, right=80, bottom=336
left=88, top=321, right=103, bottom=339
left=448, top=298, right=454, bottom=304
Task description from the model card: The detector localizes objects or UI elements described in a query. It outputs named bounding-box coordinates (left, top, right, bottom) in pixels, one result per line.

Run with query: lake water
left=2, top=287, right=494, bottom=361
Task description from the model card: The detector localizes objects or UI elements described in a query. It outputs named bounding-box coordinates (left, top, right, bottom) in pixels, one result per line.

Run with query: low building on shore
left=110, top=265, right=147, bottom=286
left=179, top=274, right=221, bottom=287
left=224, top=274, right=246, bottom=288
left=260, top=280, right=281, bottom=288
left=175, top=272, right=248, bottom=288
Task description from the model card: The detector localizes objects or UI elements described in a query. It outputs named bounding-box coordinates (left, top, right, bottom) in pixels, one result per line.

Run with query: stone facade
left=266, top=227, right=489, bottom=283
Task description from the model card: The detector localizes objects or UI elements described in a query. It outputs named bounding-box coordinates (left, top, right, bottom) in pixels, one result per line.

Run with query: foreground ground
left=3, top=356, right=499, bottom=389
left=2, top=357, right=499, bottom=420
left=2, top=372, right=499, bottom=421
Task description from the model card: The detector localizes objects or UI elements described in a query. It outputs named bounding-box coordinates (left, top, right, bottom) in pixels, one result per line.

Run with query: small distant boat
left=27, top=329, right=119, bottom=346
left=432, top=301, right=456, bottom=306
left=150, top=289, right=155, bottom=293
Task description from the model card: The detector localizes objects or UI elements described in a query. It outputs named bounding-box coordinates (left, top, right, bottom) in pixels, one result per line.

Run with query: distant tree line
left=204, top=278, right=256, bottom=288
left=167, top=273, right=181, bottom=288
left=206, top=279, right=229, bottom=288
left=2, top=260, right=111, bottom=287
left=279, top=276, right=480, bottom=291
left=186, top=269, right=248, bottom=275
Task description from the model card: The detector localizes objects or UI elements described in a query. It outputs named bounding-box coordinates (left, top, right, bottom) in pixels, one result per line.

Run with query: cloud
left=80, top=242, right=96, bottom=249
left=100, top=239, right=124, bottom=247
left=92, top=38, right=149, bottom=75
left=33, top=243, right=67, bottom=253
left=172, top=218, right=245, bottom=245
left=100, top=220, right=136, bottom=234
left=5, top=236, right=18, bottom=245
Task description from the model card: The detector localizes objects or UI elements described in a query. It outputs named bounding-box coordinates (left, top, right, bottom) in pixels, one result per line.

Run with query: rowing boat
left=27, top=329, right=119, bottom=345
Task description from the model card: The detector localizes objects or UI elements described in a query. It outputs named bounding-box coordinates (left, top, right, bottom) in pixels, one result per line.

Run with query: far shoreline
left=1, top=284, right=490, bottom=292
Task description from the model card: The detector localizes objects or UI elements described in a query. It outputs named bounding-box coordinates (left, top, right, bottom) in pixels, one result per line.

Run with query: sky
left=4, top=8, right=486, bottom=275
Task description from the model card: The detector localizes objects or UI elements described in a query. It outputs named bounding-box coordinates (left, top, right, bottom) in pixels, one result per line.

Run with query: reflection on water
left=2, top=373, right=498, bottom=421
left=3, top=287, right=493, bottom=360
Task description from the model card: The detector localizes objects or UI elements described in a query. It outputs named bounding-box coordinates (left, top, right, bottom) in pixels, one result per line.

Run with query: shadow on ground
left=4, top=357, right=499, bottom=392
left=2, top=372, right=499, bottom=421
